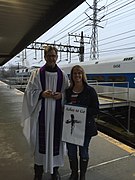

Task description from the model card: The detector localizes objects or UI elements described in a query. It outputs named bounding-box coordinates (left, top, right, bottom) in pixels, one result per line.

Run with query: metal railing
left=7, top=76, right=29, bottom=89
left=88, top=80, right=131, bottom=133
left=88, top=80, right=130, bottom=104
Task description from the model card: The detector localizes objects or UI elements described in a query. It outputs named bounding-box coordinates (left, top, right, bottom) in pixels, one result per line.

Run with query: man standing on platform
left=22, top=45, right=69, bottom=180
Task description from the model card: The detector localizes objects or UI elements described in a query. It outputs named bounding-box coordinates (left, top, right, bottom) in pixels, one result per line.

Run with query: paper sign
left=62, top=104, right=87, bottom=146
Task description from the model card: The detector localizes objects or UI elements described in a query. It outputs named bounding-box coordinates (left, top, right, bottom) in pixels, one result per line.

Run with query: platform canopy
left=0, top=0, right=85, bottom=66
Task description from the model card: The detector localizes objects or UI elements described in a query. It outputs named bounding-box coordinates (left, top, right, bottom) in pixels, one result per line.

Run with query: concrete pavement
left=0, top=81, right=135, bottom=180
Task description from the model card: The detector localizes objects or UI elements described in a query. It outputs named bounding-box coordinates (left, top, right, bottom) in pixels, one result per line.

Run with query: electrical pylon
left=89, top=0, right=105, bottom=60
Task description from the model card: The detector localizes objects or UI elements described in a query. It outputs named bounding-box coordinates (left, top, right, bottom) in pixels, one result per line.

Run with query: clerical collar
left=45, top=64, right=57, bottom=72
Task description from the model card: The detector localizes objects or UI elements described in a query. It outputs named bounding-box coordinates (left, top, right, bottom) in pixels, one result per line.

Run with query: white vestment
left=21, top=68, right=69, bottom=174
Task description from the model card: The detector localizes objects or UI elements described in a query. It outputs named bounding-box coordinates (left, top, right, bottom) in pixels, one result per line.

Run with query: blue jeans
left=66, top=137, right=91, bottom=160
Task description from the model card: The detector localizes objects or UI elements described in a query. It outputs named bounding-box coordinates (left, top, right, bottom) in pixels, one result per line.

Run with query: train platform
left=0, top=80, right=135, bottom=180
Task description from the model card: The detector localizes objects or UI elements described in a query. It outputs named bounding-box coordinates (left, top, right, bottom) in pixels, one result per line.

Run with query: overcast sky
left=6, top=0, right=135, bottom=67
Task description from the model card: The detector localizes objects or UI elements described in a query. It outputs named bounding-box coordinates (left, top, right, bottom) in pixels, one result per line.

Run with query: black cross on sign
left=65, top=114, right=81, bottom=134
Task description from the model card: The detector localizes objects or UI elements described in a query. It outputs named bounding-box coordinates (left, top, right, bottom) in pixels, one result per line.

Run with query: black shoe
left=80, top=175, right=85, bottom=180
left=33, top=176, right=42, bottom=180
left=34, top=164, right=43, bottom=180
left=79, top=159, right=88, bottom=180
left=51, top=168, right=61, bottom=180
left=68, top=159, right=78, bottom=180
left=69, top=172, right=78, bottom=180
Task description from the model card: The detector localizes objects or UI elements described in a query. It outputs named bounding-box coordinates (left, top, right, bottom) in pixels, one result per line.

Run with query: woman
left=65, top=65, right=99, bottom=180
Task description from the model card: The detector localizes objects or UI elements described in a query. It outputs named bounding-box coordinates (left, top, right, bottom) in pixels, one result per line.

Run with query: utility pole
left=22, top=51, right=25, bottom=67
left=90, top=0, right=98, bottom=60
left=80, top=31, right=84, bottom=62
left=68, top=31, right=90, bottom=62
left=86, top=0, right=105, bottom=60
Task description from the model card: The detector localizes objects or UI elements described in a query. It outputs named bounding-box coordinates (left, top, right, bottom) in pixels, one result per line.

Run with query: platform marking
left=15, top=89, right=24, bottom=95
left=62, top=132, right=135, bottom=178
left=62, top=154, right=134, bottom=178
left=0, top=81, right=7, bottom=85
left=99, top=131, right=135, bottom=153
left=88, top=154, right=135, bottom=170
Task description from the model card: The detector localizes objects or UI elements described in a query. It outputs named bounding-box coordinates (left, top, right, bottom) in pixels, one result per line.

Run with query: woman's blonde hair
left=70, top=65, right=87, bottom=88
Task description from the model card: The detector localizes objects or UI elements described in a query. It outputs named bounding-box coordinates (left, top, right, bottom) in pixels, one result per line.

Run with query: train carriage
left=60, top=56, right=135, bottom=102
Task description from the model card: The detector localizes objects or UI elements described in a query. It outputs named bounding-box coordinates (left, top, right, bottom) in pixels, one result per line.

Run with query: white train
left=15, top=68, right=31, bottom=77
left=60, top=56, right=135, bottom=103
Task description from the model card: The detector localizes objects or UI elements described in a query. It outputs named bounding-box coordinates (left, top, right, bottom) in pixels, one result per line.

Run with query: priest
left=22, top=45, right=69, bottom=180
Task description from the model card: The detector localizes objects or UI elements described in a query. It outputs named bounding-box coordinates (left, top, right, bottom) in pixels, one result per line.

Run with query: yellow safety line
left=99, top=131, right=135, bottom=154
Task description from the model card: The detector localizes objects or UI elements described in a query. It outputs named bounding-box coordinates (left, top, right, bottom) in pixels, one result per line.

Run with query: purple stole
left=39, top=65, right=63, bottom=155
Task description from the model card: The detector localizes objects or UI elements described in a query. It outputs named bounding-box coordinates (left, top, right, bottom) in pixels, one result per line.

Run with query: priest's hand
left=41, top=90, right=54, bottom=98
left=52, top=92, right=62, bottom=100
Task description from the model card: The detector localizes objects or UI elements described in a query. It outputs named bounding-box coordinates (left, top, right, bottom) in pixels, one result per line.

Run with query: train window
left=108, top=76, right=126, bottom=82
left=92, top=76, right=105, bottom=82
